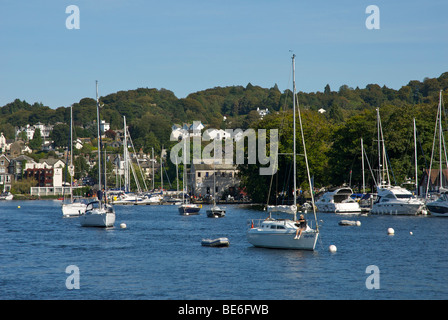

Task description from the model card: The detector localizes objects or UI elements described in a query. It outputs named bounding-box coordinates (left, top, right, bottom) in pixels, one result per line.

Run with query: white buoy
left=387, top=227, right=395, bottom=235
left=120, top=223, right=127, bottom=229
left=329, top=245, right=337, bottom=253
left=356, top=221, right=361, bottom=226
left=410, top=231, right=413, bottom=235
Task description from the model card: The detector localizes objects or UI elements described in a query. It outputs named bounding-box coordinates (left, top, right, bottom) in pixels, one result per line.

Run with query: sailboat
left=178, top=138, right=201, bottom=215
left=206, top=140, right=226, bottom=218
left=370, top=109, right=425, bottom=215
left=425, top=90, right=448, bottom=217
left=62, top=104, right=87, bottom=217
left=80, top=81, right=116, bottom=227
left=247, top=54, right=319, bottom=250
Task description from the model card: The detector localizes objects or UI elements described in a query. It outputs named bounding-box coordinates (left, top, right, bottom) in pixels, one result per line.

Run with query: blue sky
left=1, top=0, right=447, bottom=108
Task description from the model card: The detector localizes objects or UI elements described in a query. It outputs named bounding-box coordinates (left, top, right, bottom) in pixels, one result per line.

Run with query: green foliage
left=2, top=72, right=448, bottom=200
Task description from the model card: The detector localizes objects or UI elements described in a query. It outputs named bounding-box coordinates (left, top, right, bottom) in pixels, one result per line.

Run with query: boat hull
left=247, top=229, right=318, bottom=250
left=247, top=220, right=318, bottom=250
left=80, top=210, right=115, bottom=227
left=178, top=204, right=201, bottom=215
left=80, top=202, right=115, bottom=227
left=62, top=203, right=87, bottom=217
left=426, top=203, right=448, bottom=217
left=315, top=203, right=361, bottom=214
left=370, top=202, right=423, bottom=215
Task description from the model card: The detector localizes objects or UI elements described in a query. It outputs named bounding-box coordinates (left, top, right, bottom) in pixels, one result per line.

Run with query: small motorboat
left=201, top=237, right=230, bottom=247
left=206, top=205, right=226, bottom=218
left=178, top=203, right=201, bottom=215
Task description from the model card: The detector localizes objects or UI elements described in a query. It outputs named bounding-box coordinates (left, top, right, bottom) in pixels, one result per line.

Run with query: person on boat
left=294, top=214, right=307, bottom=239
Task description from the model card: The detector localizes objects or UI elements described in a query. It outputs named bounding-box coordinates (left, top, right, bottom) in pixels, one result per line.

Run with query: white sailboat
left=425, top=90, right=448, bottom=216
left=0, top=191, right=13, bottom=200
left=247, top=54, right=319, bottom=250
left=206, top=140, right=226, bottom=218
left=80, top=81, right=116, bottom=227
left=178, top=138, right=201, bottom=215
left=370, top=109, right=424, bottom=215
left=62, top=104, right=87, bottom=217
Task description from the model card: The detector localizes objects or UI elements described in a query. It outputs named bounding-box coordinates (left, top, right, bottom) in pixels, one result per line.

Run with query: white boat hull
left=247, top=220, right=318, bottom=250
left=315, top=188, right=361, bottom=214
left=315, top=202, right=361, bottom=214
left=370, top=202, right=423, bottom=215
left=62, top=202, right=87, bottom=217
left=80, top=210, right=115, bottom=227
left=80, top=202, right=115, bottom=227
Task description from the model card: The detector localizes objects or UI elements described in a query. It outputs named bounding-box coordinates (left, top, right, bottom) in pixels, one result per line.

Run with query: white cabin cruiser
left=370, top=186, right=424, bottom=215
left=315, top=187, right=361, bottom=214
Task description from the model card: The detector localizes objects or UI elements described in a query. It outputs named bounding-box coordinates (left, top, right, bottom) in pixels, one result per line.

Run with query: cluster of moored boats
left=314, top=186, right=448, bottom=217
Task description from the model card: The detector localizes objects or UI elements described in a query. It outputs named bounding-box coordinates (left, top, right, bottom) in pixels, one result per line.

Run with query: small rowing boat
left=201, top=237, right=230, bottom=247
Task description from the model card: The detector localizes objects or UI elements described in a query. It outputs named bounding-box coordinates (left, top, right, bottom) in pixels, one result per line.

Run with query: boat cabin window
left=385, top=194, right=396, bottom=199
left=395, top=194, right=413, bottom=199
left=334, top=195, right=350, bottom=203
left=276, top=225, right=285, bottom=229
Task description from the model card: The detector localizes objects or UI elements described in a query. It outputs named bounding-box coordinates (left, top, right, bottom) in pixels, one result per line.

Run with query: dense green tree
left=29, top=128, right=43, bottom=150
left=50, top=124, right=70, bottom=148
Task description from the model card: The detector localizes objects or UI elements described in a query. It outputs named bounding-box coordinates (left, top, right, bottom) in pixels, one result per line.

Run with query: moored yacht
left=246, top=54, right=319, bottom=251
left=370, top=186, right=425, bottom=215
left=426, top=191, right=448, bottom=217
left=315, top=187, right=361, bottom=214
left=80, top=199, right=115, bottom=227
left=80, top=81, right=115, bottom=228
left=62, top=198, right=88, bottom=217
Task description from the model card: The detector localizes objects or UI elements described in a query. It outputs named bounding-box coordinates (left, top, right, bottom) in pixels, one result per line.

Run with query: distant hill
left=1, top=71, right=447, bottom=155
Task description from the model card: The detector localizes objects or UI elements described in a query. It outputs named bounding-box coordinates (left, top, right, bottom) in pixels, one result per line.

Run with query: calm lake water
left=1, top=200, right=447, bottom=300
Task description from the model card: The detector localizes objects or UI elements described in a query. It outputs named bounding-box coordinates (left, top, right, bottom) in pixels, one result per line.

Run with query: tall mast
left=152, top=147, right=155, bottom=190
left=361, top=138, right=365, bottom=195
left=96, top=80, right=102, bottom=207
left=439, top=90, right=443, bottom=191
left=69, top=104, right=73, bottom=203
left=161, top=146, right=164, bottom=191
left=292, top=54, right=297, bottom=221
left=123, top=116, right=129, bottom=192
left=293, top=54, right=318, bottom=231
left=376, top=108, right=381, bottom=187
left=413, top=118, right=418, bottom=195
